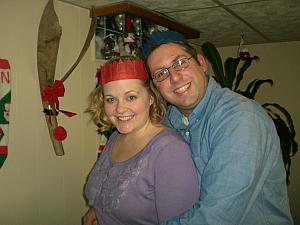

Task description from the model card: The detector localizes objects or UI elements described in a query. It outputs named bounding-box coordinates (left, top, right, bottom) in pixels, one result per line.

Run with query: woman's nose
left=116, top=100, right=127, bottom=113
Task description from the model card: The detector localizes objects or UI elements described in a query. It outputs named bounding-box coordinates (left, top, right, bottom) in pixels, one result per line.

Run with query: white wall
left=217, top=42, right=300, bottom=224
left=0, top=1, right=101, bottom=224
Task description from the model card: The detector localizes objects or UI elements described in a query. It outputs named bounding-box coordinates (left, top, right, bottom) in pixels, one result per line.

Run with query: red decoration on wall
left=42, top=80, right=65, bottom=110
left=240, top=50, right=250, bottom=61
left=42, top=80, right=77, bottom=117
left=0, top=58, right=10, bottom=168
left=53, top=126, right=67, bottom=141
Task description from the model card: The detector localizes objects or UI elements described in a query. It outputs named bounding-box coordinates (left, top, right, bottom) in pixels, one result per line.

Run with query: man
left=141, top=31, right=293, bottom=225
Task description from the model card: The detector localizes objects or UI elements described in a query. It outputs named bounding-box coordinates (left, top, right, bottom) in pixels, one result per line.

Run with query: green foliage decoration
left=98, top=127, right=115, bottom=140
left=201, top=41, right=298, bottom=184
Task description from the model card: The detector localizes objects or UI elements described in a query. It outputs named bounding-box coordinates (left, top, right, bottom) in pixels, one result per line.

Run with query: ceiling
left=60, top=0, right=300, bottom=47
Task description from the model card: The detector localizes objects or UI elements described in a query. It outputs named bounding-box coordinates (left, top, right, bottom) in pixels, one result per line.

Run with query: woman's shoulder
left=149, top=127, right=189, bottom=150
left=151, top=126, right=181, bottom=138
left=145, top=127, right=193, bottom=167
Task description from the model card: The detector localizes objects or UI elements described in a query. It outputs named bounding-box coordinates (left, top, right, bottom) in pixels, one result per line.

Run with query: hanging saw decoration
left=37, top=0, right=96, bottom=156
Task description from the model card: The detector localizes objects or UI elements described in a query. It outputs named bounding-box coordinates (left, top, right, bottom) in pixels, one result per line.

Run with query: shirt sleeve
left=161, top=109, right=280, bottom=225
left=154, top=138, right=199, bottom=223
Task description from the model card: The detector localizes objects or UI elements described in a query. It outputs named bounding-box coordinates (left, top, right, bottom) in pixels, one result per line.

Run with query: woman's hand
left=82, top=207, right=98, bottom=225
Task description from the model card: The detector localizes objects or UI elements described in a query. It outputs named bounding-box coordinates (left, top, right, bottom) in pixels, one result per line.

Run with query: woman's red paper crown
left=97, top=59, right=149, bottom=85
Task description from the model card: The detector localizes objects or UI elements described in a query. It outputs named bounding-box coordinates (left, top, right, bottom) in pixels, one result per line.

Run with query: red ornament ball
left=240, top=50, right=250, bottom=61
left=125, top=17, right=133, bottom=31
left=98, top=144, right=105, bottom=153
left=53, top=126, right=67, bottom=141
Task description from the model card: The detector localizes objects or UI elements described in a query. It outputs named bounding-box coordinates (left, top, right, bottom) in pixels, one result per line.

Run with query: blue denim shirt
left=161, top=76, right=293, bottom=225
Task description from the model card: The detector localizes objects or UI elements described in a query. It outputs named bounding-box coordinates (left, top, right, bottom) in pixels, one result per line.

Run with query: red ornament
left=42, top=80, right=65, bottom=110
left=125, top=17, right=133, bottom=31
left=240, top=50, right=250, bottom=61
left=98, top=144, right=105, bottom=153
left=53, top=126, right=67, bottom=141
left=42, top=80, right=77, bottom=118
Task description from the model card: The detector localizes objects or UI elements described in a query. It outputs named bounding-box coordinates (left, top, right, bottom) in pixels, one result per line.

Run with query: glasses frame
left=152, top=56, right=193, bottom=82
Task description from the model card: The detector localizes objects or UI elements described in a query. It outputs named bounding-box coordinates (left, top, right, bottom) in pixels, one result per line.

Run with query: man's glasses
left=152, top=56, right=193, bottom=82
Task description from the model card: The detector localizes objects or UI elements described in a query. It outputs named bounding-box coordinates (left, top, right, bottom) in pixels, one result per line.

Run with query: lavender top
left=85, top=127, right=199, bottom=225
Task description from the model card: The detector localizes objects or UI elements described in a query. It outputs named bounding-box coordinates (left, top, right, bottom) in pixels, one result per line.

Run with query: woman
left=83, top=57, right=199, bottom=225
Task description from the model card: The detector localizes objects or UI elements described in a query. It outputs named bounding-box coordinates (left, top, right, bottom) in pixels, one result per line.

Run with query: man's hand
left=82, top=207, right=98, bottom=225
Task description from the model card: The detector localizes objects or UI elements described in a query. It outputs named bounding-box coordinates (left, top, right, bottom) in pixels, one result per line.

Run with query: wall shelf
left=91, top=1, right=200, bottom=39
left=90, top=1, right=200, bottom=60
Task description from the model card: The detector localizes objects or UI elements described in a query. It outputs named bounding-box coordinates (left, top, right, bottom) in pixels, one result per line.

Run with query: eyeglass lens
left=154, top=56, right=192, bottom=82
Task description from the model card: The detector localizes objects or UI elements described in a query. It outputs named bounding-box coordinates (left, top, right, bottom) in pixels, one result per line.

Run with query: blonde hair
left=86, top=58, right=166, bottom=133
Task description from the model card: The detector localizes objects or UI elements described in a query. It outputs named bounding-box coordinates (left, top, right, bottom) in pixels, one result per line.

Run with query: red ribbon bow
left=42, top=80, right=76, bottom=117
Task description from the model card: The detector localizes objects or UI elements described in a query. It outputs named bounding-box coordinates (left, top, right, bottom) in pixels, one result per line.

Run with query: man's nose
left=169, top=67, right=183, bottom=83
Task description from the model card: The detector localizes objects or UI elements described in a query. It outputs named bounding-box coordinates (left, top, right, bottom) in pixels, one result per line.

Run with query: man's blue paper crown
left=141, top=31, right=187, bottom=59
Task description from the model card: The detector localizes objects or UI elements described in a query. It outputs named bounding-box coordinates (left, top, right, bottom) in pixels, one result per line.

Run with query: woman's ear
left=149, top=96, right=154, bottom=105
left=197, top=53, right=208, bottom=73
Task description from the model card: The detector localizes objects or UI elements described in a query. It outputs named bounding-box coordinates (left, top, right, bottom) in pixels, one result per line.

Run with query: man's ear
left=197, top=54, right=208, bottom=73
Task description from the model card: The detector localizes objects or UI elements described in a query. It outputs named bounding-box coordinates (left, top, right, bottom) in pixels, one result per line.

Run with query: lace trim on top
left=86, top=132, right=152, bottom=212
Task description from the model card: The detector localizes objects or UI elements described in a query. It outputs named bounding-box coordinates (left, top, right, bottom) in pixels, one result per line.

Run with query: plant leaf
left=271, top=115, right=292, bottom=184
left=201, top=42, right=226, bottom=87
left=234, top=56, right=259, bottom=91
left=100, top=127, right=115, bottom=139
left=237, top=79, right=273, bottom=99
left=249, top=79, right=273, bottom=99
left=263, top=104, right=298, bottom=184
left=224, top=57, right=240, bottom=89
left=237, top=79, right=257, bottom=99
left=263, top=103, right=296, bottom=138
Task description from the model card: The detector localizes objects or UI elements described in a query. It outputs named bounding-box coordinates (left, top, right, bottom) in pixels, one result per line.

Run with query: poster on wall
left=0, top=59, right=11, bottom=168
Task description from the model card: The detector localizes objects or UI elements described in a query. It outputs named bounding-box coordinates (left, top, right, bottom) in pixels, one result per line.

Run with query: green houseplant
left=201, top=41, right=298, bottom=184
